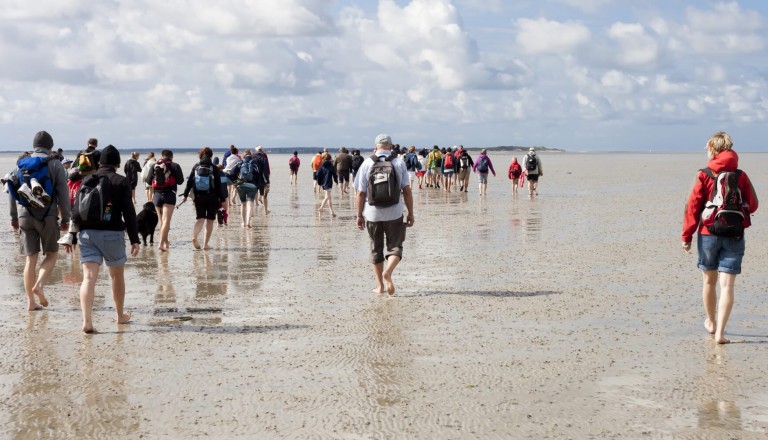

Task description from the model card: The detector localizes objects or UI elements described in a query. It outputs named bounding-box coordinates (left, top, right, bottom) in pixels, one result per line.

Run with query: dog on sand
left=136, top=202, right=158, bottom=246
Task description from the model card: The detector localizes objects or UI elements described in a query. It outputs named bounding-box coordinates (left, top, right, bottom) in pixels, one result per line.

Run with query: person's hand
left=406, top=213, right=414, bottom=227
left=221, top=201, right=228, bottom=210
left=356, top=216, right=365, bottom=231
left=11, top=219, right=19, bottom=231
left=682, top=242, right=691, bottom=253
left=63, top=244, right=73, bottom=254
left=130, top=243, right=140, bottom=257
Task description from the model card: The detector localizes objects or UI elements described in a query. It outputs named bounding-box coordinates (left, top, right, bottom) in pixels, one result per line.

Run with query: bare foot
left=82, top=323, right=97, bottom=333
left=192, top=238, right=201, bottom=250
left=704, top=319, right=716, bottom=334
left=117, top=311, right=132, bottom=324
left=32, top=287, right=48, bottom=307
left=383, top=273, right=395, bottom=295
left=203, top=245, right=212, bottom=250
left=372, top=286, right=384, bottom=294
left=331, top=213, right=337, bottom=218
left=28, top=304, right=43, bottom=311
left=715, top=332, right=730, bottom=344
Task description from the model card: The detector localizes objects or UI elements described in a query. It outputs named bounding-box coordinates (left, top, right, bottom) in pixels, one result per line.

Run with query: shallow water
left=0, top=151, right=767, bottom=438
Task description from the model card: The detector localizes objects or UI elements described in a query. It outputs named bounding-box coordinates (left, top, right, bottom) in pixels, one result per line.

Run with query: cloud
left=607, top=22, right=659, bottom=69
left=558, top=0, right=613, bottom=14
left=515, top=18, right=591, bottom=54
left=674, top=2, right=764, bottom=54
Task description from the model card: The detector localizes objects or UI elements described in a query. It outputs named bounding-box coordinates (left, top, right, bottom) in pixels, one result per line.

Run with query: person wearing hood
left=182, top=147, right=228, bottom=249
left=315, top=152, right=339, bottom=218
left=13, top=131, right=71, bottom=311
left=682, top=131, right=758, bottom=344
left=62, top=144, right=141, bottom=333
left=523, top=148, right=542, bottom=198
left=507, top=157, right=523, bottom=194
left=472, top=149, right=496, bottom=195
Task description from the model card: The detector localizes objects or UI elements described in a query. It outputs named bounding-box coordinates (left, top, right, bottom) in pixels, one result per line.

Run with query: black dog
left=136, top=202, right=158, bottom=246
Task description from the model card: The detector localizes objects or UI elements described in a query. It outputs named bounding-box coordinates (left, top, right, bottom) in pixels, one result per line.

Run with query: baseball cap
left=375, top=134, right=392, bottom=146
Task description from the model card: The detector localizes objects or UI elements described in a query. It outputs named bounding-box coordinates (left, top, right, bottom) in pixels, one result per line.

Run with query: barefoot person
left=62, top=145, right=141, bottom=333
left=181, top=147, right=228, bottom=249
left=316, top=152, right=338, bottom=217
left=9, top=131, right=70, bottom=311
left=473, top=148, right=496, bottom=196
left=355, top=133, right=414, bottom=295
left=682, top=131, right=758, bottom=344
left=146, top=149, right=184, bottom=251
left=524, top=148, right=542, bottom=197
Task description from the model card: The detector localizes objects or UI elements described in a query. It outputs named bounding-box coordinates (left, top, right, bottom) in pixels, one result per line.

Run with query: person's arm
left=121, top=180, right=141, bottom=249
left=682, top=171, right=707, bottom=247
left=182, top=166, right=195, bottom=198
left=356, top=190, right=366, bottom=230
left=402, top=186, right=414, bottom=227
left=174, top=164, right=185, bottom=189
left=9, top=195, right=18, bottom=230
left=332, top=167, right=338, bottom=184
left=537, top=157, right=543, bottom=176
left=214, top=167, right=227, bottom=203
left=52, top=161, right=71, bottom=226
left=488, top=158, right=496, bottom=176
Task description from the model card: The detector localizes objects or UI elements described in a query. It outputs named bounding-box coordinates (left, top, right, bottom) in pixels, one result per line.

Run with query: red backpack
left=443, top=154, right=454, bottom=169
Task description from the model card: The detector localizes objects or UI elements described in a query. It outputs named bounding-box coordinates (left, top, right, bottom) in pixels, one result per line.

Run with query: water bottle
left=103, top=202, right=112, bottom=222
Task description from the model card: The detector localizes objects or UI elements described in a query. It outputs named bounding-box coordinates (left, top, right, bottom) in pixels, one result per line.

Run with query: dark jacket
left=334, top=152, right=353, bottom=172
left=457, top=152, right=474, bottom=171
left=254, top=152, right=270, bottom=185
left=81, top=166, right=140, bottom=245
left=145, top=158, right=184, bottom=191
left=123, top=158, right=142, bottom=186
left=182, top=156, right=228, bottom=202
left=315, top=160, right=338, bottom=190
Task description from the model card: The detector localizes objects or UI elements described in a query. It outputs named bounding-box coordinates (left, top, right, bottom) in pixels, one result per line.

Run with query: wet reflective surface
left=1, top=152, right=767, bottom=438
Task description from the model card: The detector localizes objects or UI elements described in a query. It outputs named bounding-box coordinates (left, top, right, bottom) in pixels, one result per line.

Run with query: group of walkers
left=300, top=144, right=545, bottom=199
left=3, top=129, right=760, bottom=346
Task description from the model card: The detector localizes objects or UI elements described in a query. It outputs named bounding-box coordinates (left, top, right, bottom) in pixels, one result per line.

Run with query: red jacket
left=508, top=161, right=522, bottom=179
left=681, top=150, right=758, bottom=242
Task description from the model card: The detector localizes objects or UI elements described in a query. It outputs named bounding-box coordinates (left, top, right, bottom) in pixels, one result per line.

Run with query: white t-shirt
left=354, top=151, right=410, bottom=222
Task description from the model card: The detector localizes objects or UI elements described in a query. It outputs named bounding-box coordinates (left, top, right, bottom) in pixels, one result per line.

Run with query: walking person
left=311, top=151, right=323, bottom=193
left=233, top=151, right=258, bottom=228
left=472, top=149, right=496, bottom=195
left=8, top=131, right=70, bottom=311
left=456, top=148, right=473, bottom=192
left=427, top=145, right=442, bottom=189
left=350, top=150, right=365, bottom=192
left=223, top=146, right=242, bottom=205
left=254, top=146, right=271, bottom=215
left=61, top=145, right=140, bottom=333
left=146, top=149, right=184, bottom=251
left=123, top=151, right=142, bottom=204
left=334, top=147, right=353, bottom=195
left=181, top=147, right=228, bottom=250
left=441, top=147, right=456, bottom=192
left=289, top=151, right=301, bottom=185
left=524, top=148, right=543, bottom=197
left=508, top=157, right=523, bottom=195
left=140, top=152, right=156, bottom=202
left=681, top=131, right=758, bottom=344
left=316, top=153, right=339, bottom=217
left=355, top=134, right=414, bottom=295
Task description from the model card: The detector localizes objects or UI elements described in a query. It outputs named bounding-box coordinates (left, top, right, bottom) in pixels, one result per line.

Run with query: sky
left=1, top=0, right=766, bottom=152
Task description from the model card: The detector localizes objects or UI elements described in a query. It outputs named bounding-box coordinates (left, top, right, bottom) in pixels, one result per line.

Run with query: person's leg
left=715, top=273, right=736, bottom=344
left=528, top=180, right=534, bottom=196
left=159, top=204, right=174, bottom=251
left=107, top=264, right=132, bottom=325
left=192, top=218, right=204, bottom=249
left=80, top=262, right=101, bottom=333
left=156, top=203, right=165, bottom=240
left=382, top=256, right=401, bottom=295
left=31, top=251, right=58, bottom=307
left=262, top=195, right=269, bottom=215
left=203, top=219, right=214, bottom=249
left=318, top=190, right=329, bottom=213
left=701, top=270, right=718, bottom=334
left=245, top=199, right=254, bottom=226
left=328, top=191, right=335, bottom=217
left=371, top=262, right=384, bottom=294
left=24, top=254, right=41, bottom=310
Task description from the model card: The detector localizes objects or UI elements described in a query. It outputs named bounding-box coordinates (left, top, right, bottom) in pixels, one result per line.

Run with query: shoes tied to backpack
left=30, top=178, right=52, bottom=204
left=17, top=183, right=45, bottom=208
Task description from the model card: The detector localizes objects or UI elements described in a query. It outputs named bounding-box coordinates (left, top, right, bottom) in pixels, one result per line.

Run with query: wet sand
left=0, top=151, right=767, bottom=439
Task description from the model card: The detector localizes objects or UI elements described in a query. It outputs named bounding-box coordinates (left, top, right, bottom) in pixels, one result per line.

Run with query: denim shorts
left=697, top=234, right=745, bottom=274
left=478, top=172, right=488, bottom=183
left=79, top=230, right=127, bottom=267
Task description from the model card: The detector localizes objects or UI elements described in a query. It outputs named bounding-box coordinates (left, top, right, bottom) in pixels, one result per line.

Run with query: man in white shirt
left=354, top=134, right=415, bottom=295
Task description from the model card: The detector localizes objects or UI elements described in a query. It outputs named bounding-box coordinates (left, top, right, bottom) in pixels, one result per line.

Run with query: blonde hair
left=322, top=152, right=331, bottom=161
left=707, top=131, right=733, bottom=156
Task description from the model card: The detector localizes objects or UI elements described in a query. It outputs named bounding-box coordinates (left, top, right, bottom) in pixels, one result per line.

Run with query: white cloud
left=675, top=2, right=764, bottom=54
left=558, top=0, right=613, bottom=14
left=607, top=22, right=659, bottom=69
left=515, top=18, right=591, bottom=54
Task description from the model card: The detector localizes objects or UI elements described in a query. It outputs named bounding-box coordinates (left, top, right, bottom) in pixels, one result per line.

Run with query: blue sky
left=1, top=0, right=766, bottom=152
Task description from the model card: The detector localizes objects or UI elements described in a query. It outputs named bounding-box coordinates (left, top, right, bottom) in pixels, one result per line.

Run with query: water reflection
left=192, top=251, right=227, bottom=302
left=155, top=252, right=176, bottom=304
left=697, top=347, right=743, bottom=432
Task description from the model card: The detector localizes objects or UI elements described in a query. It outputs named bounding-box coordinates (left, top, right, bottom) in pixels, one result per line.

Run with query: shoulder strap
left=700, top=167, right=715, bottom=179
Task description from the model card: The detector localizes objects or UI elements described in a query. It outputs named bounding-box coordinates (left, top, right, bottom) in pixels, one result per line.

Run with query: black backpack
left=72, top=174, right=112, bottom=227
left=367, top=154, right=400, bottom=207
left=525, top=154, right=537, bottom=172
left=700, top=168, right=748, bottom=237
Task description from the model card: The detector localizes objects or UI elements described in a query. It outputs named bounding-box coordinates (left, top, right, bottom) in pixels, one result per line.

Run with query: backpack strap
left=700, top=167, right=714, bottom=179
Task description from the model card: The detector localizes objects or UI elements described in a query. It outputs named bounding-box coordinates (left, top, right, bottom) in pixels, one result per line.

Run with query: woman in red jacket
left=507, top=157, right=522, bottom=194
left=681, top=131, right=758, bottom=344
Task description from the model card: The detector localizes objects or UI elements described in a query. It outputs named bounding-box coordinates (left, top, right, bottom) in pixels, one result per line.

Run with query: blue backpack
left=194, top=164, right=213, bottom=192
left=238, top=159, right=255, bottom=183
left=476, top=155, right=489, bottom=172
left=8, top=156, right=54, bottom=209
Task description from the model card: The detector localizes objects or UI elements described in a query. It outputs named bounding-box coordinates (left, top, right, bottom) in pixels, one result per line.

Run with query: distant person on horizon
left=681, top=131, right=758, bottom=344
left=472, top=149, right=496, bottom=195
left=355, top=133, right=414, bottom=295
left=524, top=148, right=542, bottom=198
left=289, top=151, right=300, bottom=185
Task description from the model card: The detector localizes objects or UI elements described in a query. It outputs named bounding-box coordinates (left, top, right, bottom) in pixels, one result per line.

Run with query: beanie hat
left=101, top=144, right=121, bottom=167
left=33, top=131, right=54, bottom=151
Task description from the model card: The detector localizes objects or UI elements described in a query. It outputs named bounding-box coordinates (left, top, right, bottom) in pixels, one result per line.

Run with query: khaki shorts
left=365, top=216, right=406, bottom=264
left=19, top=215, right=61, bottom=256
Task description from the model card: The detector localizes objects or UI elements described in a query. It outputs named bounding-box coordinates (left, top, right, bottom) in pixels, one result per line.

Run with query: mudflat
left=0, top=151, right=767, bottom=439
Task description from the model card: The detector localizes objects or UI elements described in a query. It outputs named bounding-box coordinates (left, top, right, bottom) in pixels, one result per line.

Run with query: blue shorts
left=478, top=172, right=488, bottom=183
left=236, top=183, right=257, bottom=202
left=79, top=230, right=127, bottom=267
left=697, top=234, right=745, bottom=274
